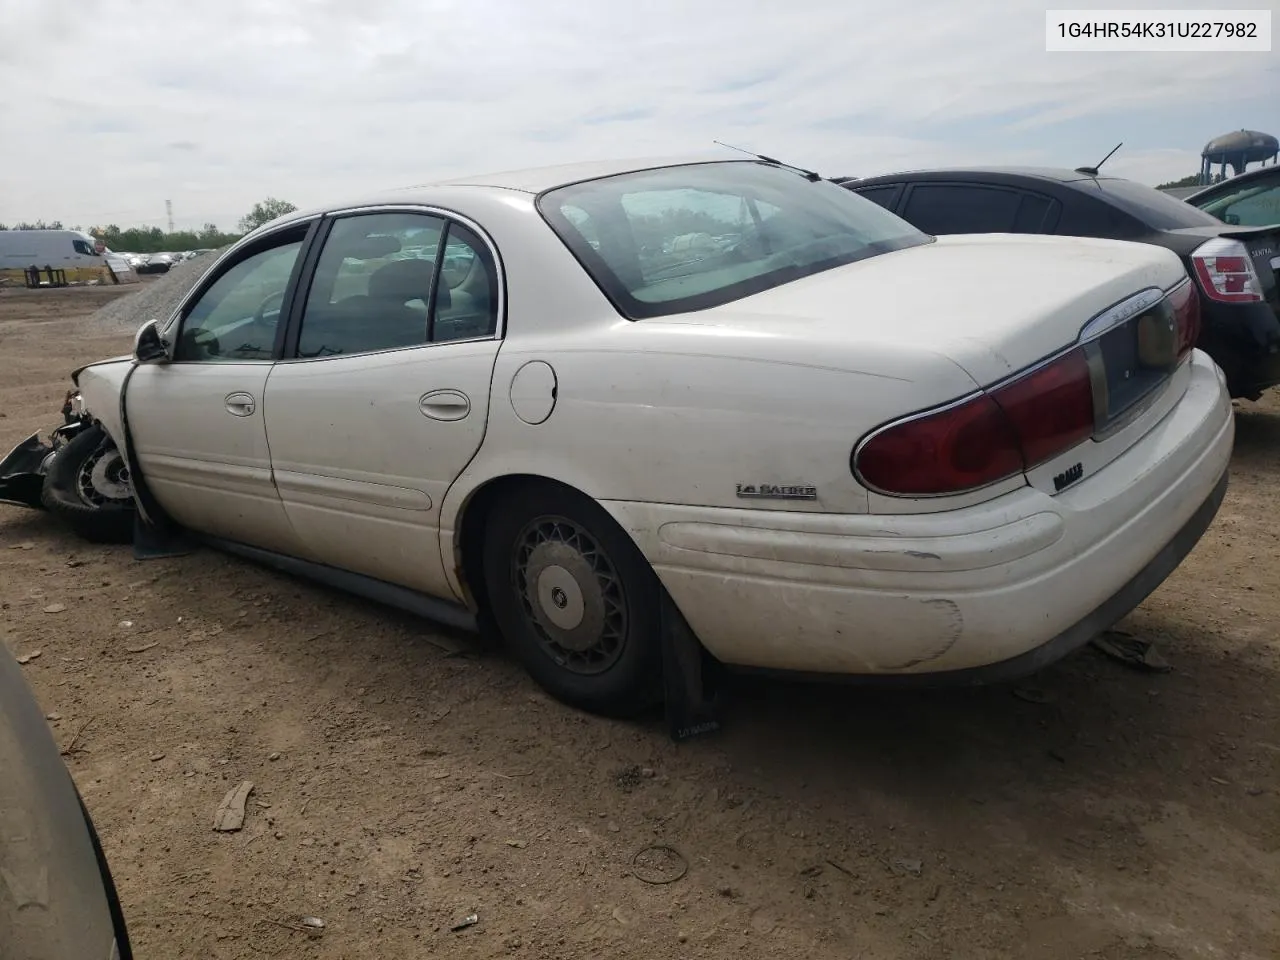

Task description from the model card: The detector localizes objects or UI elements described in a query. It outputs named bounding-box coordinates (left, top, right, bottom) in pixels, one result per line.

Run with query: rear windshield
left=1084, top=177, right=1224, bottom=230
left=538, top=161, right=930, bottom=319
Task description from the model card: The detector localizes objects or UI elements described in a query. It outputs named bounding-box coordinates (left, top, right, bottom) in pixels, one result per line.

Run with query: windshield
left=538, top=161, right=931, bottom=319
left=1084, top=177, right=1224, bottom=231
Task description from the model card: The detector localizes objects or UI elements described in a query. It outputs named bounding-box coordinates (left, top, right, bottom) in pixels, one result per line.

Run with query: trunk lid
left=681, top=233, right=1195, bottom=497
left=689, top=233, right=1189, bottom=387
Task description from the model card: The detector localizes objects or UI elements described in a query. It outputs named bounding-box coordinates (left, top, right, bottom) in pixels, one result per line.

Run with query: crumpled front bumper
left=0, top=433, right=55, bottom=508
left=0, top=395, right=90, bottom=509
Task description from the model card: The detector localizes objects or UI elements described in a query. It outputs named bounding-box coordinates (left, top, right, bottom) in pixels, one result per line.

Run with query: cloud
left=1, top=0, right=1275, bottom=229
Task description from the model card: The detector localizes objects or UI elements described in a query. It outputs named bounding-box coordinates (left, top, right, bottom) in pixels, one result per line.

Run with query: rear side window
left=1012, top=194, right=1055, bottom=232
left=852, top=185, right=901, bottom=211
left=1083, top=178, right=1223, bottom=230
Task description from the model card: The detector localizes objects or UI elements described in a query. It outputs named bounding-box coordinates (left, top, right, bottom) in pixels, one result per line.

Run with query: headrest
left=367, top=258, right=449, bottom=308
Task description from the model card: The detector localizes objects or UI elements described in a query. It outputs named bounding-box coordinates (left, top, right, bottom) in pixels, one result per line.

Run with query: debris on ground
left=213, top=781, right=254, bottom=832
left=1091, top=630, right=1171, bottom=672
left=61, top=716, right=95, bottom=757
left=16, top=650, right=41, bottom=665
left=631, top=845, right=688, bottom=885
left=125, top=641, right=159, bottom=654
left=450, top=912, right=479, bottom=932
left=42, top=603, right=66, bottom=614
left=892, top=858, right=924, bottom=877
left=299, top=916, right=325, bottom=938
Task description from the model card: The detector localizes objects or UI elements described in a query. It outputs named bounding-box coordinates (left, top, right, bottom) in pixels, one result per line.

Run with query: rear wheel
left=41, top=424, right=135, bottom=544
left=482, top=483, right=663, bottom=717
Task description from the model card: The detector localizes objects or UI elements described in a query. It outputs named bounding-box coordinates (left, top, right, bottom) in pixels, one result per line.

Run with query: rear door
left=263, top=208, right=503, bottom=601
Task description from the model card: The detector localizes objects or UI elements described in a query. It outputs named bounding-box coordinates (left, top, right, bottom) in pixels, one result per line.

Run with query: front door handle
left=225, top=392, right=256, bottom=417
left=419, top=389, right=471, bottom=421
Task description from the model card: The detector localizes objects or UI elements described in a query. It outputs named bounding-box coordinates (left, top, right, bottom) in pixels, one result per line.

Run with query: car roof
left=850, top=166, right=1118, bottom=185
left=423, top=153, right=734, bottom=193
left=264, top=154, right=751, bottom=232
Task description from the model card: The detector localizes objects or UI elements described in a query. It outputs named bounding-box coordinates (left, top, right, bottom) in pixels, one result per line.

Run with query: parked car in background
left=1186, top=164, right=1280, bottom=227
left=0, top=641, right=133, bottom=958
left=0, top=158, right=1232, bottom=717
left=837, top=168, right=1280, bottom=399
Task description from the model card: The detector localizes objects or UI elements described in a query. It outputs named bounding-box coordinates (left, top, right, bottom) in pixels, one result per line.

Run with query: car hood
left=677, top=233, right=1188, bottom=387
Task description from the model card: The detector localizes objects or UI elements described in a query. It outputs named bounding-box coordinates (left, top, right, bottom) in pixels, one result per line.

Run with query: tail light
left=1191, top=238, right=1263, bottom=303
left=855, top=348, right=1093, bottom=496
left=1169, top=278, right=1201, bottom=359
left=854, top=281, right=1198, bottom=498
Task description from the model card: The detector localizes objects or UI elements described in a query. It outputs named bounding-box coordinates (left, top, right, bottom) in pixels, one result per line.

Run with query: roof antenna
left=1076, top=142, right=1123, bottom=177
left=713, top=140, right=823, bottom=181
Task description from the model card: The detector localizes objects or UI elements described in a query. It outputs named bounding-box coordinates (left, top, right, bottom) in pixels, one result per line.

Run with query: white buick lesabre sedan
left=9, top=158, right=1233, bottom=716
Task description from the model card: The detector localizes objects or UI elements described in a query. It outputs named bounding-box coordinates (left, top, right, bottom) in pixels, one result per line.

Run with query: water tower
left=1200, top=129, right=1279, bottom=183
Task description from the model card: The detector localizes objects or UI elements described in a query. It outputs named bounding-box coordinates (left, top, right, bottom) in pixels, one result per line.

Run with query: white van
left=0, top=230, right=139, bottom=286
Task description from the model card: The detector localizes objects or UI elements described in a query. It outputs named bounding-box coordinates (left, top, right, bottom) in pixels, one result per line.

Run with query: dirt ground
left=1, top=284, right=1277, bottom=960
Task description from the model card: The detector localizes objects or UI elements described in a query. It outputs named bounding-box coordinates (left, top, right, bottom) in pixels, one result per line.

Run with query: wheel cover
left=513, top=515, right=628, bottom=675
left=76, top=441, right=132, bottom=507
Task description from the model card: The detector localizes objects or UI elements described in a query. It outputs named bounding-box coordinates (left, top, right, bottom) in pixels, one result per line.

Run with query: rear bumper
left=606, top=352, right=1234, bottom=677
left=1199, top=297, right=1280, bottom=397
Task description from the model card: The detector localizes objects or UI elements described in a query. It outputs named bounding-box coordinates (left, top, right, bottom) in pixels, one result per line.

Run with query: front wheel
left=482, top=483, right=663, bottom=717
left=41, top=424, right=135, bottom=544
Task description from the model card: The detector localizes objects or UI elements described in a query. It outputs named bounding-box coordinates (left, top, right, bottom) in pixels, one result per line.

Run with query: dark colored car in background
left=0, top=642, right=132, bottom=959
left=1186, top=164, right=1280, bottom=228
left=835, top=168, right=1280, bottom=399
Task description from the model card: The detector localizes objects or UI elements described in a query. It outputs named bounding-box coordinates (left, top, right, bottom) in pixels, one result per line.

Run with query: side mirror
left=133, top=319, right=169, bottom=363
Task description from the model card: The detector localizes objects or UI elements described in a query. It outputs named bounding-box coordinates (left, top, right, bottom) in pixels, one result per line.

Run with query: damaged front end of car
left=0, top=392, right=94, bottom=509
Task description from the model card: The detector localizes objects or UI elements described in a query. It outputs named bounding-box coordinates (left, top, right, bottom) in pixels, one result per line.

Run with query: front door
left=263, top=210, right=503, bottom=599
left=125, top=224, right=313, bottom=554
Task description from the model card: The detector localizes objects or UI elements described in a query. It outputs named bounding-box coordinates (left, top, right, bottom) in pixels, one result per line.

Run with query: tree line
left=1156, top=172, right=1227, bottom=190
left=0, top=198, right=298, bottom=254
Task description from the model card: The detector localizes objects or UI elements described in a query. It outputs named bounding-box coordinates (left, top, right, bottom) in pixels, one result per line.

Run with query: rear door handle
left=225, top=392, right=256, bottom=417
left=419, top=389, right=471, bottom=421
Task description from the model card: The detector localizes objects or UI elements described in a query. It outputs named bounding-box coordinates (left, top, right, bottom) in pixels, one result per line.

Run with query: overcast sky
left=2, top=0, right=1277, bottom=232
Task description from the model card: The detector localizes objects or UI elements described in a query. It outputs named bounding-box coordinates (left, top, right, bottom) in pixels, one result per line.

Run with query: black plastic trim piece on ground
left=735, top=468, right=1231, bottom=691
left=0, top=432, right=50, bottom=508
left=660, top=590, right=722, bottom=742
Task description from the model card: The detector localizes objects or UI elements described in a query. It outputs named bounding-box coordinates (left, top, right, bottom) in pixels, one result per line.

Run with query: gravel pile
left=90, top=247, right=229, bottom=332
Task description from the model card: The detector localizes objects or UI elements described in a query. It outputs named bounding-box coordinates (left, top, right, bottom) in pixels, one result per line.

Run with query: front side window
left=538, top=161, right=929, bottom=319
left=72, top=239, right=95, bottom=256
left=1191, top=175, right=1280, bottom=227
left=174, top=235, right=304, bottom=362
